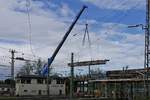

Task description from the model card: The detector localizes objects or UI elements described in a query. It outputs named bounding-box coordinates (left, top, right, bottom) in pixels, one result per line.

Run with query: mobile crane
left=46, top=5, right=88, bottom=95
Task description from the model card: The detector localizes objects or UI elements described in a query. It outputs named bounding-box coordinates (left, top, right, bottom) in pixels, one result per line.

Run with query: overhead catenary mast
left=145, top=0, right=150, bottom=99
left=9, top=49, right=17, bottom=80
left=145, top=0, right=150, bottom=70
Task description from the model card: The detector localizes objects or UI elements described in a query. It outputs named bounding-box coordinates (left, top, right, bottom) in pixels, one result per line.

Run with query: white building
left=15, top=75, right=67, bottom=96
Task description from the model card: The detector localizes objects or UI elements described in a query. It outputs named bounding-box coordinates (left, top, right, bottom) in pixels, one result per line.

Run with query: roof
left=106, top=68, right=150, bottom=79
left=107, top=68, right=150, bottom=73
left=16, top=75, right=46, bottom=79
left=0, top=84, right=11, bottom=88
left=16, top=75, right=68, bottom=80
left=88, top=78, right=149, bottom=83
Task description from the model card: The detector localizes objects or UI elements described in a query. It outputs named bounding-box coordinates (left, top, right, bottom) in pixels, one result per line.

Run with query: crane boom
left=46, top=5, right=87, bottom=96
left=47, top=5, right=87, bottom=68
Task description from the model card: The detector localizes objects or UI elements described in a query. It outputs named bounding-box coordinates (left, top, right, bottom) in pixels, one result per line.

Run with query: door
left=38, top=90, right=41, bottom=95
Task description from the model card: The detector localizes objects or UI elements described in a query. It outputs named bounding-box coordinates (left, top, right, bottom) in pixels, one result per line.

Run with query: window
left=45, top=79, right=51, bottom=84
left=48, top=80, right=51, bottom=84
left=24, top=90, right=28, bottom=92
left=21, top=79, right=25, bottom=84
left=43, top=90, right=46, bottom=93
left=57, top=80, right=64, bottom=84
left=56, top=80, right=60, bottom=84
left=7, top=88, right=10, bottom=91
left=61, top=80, right=64, bottom=84
left=16, top=79, right=20, bottom=83
left=31, top=90, right=36, bottom=93
left=37, top=79, right=43, bottom=84
left=26, top=79, right=31, bottom=84
left=1, top=88, right=4, bottom=91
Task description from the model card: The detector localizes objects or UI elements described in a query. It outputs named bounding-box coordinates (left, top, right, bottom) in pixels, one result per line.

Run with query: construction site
left=0, top=0, right=150, bottom=100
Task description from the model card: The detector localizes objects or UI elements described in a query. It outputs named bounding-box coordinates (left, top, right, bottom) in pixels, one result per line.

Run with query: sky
left=0, top=0, right=147, bottom=79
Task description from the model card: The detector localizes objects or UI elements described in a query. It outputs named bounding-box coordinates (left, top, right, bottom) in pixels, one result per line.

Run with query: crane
left=46, top=5, right=88, bottom=95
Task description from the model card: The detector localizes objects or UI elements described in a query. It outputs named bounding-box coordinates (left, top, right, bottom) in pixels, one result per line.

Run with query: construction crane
left=46, top=5, right=88, bottom=96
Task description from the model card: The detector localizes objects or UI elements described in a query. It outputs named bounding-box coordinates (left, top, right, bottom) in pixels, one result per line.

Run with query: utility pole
left=47, top=58, right=51, bottom=96
left=128, top=0, right=150, bottom=98
left=145, top=0, right=150, bottom=69
left=70, top=53, right=74, bottom=99
left=9, top=49, right=16, bottom=96
left=88, top=65, right=91, bottom=78
left=9, top=49, right=16, bottom=80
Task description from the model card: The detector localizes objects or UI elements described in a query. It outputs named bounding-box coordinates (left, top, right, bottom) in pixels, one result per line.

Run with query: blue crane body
left=47, top=5, right=87, bottom=72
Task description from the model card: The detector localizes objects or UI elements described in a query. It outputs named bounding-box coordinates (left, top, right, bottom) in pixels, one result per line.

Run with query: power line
left=64, top=1, right=142, bottom=34
left=16, top=50, right=41, bottom=59
left=0, top=46, right=10, bottom=51
left=102, top=2, right=142, bottom=36
left=0, top=46, right=37, bottom=58
left=97, top=0, right=134, bottom=21
left=26, top=0, right=36, bottom=58
left=94, top=1, right=142, bottom=27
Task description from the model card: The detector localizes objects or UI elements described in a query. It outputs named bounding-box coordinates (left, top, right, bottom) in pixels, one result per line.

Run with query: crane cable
left=82, top=8, right=93, bottom=61
left=82, top=23, right=91, bottom=48
left=26, top=0, right=36, bottom=58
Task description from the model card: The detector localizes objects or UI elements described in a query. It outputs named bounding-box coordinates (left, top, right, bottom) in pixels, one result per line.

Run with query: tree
left=33, top=59, right=53, bottom=76
left=34, top=59, right=43, bottom=75
left=17, top=61, right=33, bottom=76
left=90, top=68, right=106, bottom=79
left=5, top=79, right=15, bottom=86
left=17, top=58, right=54, bottom=76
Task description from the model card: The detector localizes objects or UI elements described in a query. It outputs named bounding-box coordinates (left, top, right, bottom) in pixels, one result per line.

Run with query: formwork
left=88, top=78, right=150, bottom=100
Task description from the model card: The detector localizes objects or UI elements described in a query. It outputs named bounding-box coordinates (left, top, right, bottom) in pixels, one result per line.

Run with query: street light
left=128, top=25, right=148, bottom=99
left=15, top=57, right=37, bottom=62
left=128, top=24, right=147, bottom=30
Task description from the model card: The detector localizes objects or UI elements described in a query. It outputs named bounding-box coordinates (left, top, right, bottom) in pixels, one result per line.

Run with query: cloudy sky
left=0, top=0, right=146, bottom=79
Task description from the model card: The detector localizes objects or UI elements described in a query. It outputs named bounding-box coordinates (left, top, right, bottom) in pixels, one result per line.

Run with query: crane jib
left=47, top=5, right=88, bottom=68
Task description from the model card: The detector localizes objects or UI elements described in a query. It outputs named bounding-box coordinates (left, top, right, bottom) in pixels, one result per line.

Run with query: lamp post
left=128, top=24, right=148, bottom=99
left=128, top=24, right=147, bottom=30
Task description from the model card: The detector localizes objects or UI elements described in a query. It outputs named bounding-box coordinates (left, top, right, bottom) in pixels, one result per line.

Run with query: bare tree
left=34, top=59, right=45, bottom=75
left=17, top=59, right=54, bottom=76
left=90, top=68, right=106, bottom=79
left=34, top=59, right=54, bottom=76
left=17, top=61, right=33, bottom=76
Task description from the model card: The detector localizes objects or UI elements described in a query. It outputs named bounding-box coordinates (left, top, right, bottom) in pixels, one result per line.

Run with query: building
left=106, top=68, right=150, bottom=79
left=88, top=78, right=147, bottom=100
left=86, top=68, right=150, bottom=100
left=0, top=84, right=11, bottom=96
left=15, top=75, right=68, bottom=96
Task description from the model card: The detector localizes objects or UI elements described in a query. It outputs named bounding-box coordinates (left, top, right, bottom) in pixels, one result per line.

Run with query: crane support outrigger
left=46, top=5, right=88, bottom=96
